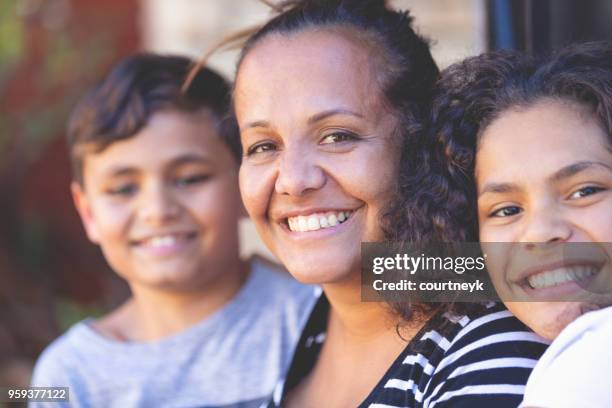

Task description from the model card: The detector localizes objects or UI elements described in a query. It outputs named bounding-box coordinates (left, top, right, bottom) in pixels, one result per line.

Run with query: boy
left=30, top=54, right=316, bottom=407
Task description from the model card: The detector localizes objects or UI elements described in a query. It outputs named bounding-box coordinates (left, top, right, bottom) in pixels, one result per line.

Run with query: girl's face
left=234, top=29, right=400, bottom=285
left=476, top=99, right=612, bottom=340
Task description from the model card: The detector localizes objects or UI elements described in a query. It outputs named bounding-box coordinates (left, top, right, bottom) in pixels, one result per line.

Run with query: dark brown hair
left=232, top=0, right=447, bottom=322
left=389, top=41, right=612, bottom=248
left=67, top=53, right=239, bottom=185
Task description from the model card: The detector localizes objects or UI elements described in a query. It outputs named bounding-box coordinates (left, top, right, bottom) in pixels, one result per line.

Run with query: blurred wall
left=0, top=0, right=140, bottom=387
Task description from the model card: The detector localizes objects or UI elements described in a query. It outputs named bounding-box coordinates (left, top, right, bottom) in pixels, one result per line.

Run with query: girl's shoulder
left=366, top=303, right=549, bottom=408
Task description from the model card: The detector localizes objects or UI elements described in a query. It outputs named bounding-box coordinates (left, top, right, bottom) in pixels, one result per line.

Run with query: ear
left=238, top=198, right=248, bottom=219
left=71, top=181, right=100, bottom=244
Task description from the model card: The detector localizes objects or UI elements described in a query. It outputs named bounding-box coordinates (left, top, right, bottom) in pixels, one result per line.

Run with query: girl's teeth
left=287, top=211, right=351, bottom=232
left=527, top=266, right=597, bottom=289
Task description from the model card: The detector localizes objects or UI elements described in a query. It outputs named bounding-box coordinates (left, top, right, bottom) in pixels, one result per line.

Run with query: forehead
left=476, top=100, right=610, bottom=181
left=234, top=28, right=383, bottom=123
left=83, top=110, right=234, bottom=178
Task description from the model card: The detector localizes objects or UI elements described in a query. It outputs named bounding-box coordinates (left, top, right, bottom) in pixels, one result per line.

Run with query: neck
left=323, top=272, right=398, bottom=342
left=322, top=271, right=432, bottom=344
left=108, top=259, right=249, bottom=341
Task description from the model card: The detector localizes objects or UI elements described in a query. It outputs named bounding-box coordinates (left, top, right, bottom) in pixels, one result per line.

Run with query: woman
left=400, top=41, right=612, bottom=407
left=225, top=1, right=547, bottom=406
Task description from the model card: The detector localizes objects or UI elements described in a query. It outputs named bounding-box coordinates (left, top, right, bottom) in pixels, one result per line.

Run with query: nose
left=274, top=147, right=326, bottom=196
left=140, top=180, right=180, bottom=225
left=519, top=205, right=573, bottom=247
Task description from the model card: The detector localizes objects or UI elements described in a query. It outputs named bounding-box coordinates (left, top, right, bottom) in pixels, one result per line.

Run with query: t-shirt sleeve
left=423, top=311, right=548, bottom=408
left=29, top=346, right=73, bottom=408
left=521, top=327, right=612, bottom=408
left=28, top=328, right=86, bottom=408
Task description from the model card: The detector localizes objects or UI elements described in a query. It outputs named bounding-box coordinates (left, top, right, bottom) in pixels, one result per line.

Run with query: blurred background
left=1, top=0, right=611, bottom=389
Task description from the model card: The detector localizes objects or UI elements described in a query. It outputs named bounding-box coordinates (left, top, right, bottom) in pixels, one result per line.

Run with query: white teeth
left=298, top=216, right=308, bottom=231
left=147, top=235, right=178, bottom=248
left=527, top=266, right=598, bottom=289
left=319, top=216, right=329, bottom=228
left=307, top=216, right=319, bottom=231
left=287, top=211, right=352, bottom=232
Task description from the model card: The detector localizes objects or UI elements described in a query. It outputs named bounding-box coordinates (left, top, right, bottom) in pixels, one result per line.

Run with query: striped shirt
left=266, top=294, right=549, bottom=408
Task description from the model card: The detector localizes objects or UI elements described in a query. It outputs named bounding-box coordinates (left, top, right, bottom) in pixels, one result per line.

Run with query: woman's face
left=476, top=99, right=612, bottom=340
left=234, top=29, right=400, bottom=284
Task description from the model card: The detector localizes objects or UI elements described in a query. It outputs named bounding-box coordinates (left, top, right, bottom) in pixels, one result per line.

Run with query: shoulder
left=421, top=304, right=549, bottom=408
left=30, top=321, right=92, bottom=387
left=521, top=307, right=612, bottom=408
left=249, top=255, right=319, bottom=309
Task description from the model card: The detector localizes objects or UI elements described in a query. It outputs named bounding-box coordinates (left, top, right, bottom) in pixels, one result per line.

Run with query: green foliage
left=0, top=0, right=23, bottom=83
left=55, top=298, right=107, bottom=333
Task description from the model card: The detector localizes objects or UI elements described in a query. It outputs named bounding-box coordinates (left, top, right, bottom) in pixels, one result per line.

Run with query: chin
left=520, top=302, right=585, bottom=341
left=282, top=255, right=357, bottom=285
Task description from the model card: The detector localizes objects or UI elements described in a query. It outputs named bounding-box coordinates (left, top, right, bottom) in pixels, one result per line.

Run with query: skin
left=477, top=99, right=612, bottom=340
left=72, top=109, right=248, bottom=341
left=235, top=29, right=429, bottom=407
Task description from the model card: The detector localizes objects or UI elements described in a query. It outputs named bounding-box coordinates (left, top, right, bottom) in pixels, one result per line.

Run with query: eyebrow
left=170, top=154, right=211, bottom=167
left=307, top=109, right=364, bottom=124
left=550, top=161, right=612, bottom=182
left=102, top=154, right=211, bottom=178
left=478, top=182, right=521, bottom=198
left=478, top=161, right=612, bottom=198
left=242, top=109, right=364, bottom=130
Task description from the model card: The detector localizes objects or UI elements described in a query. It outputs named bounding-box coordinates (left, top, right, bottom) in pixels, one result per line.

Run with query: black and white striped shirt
left=267, top=293, right=548, bottom=408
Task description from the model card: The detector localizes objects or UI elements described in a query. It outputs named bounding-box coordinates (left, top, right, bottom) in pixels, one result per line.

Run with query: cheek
left=190, top=181, right=242, bottom=224
left=572, top=201, right=612, bottom=242
left=482, top=243, right=511, bottom=286
left=239, top=163, right=274, bottom=219
left=338, top=146, right=398, bottom=203
left=478, top=220, right=518, bottom=243
left=90, top=201, right=131, bottom=240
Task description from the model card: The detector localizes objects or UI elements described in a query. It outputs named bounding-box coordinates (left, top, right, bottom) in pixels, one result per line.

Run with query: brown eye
left=569, top=186, right=605, bottom=200
left=320, top=131, right=357, bottom=144
left=107, top=184, right=138, bottom=197
left=247, top=142, right=277, bottom=156
left=175, top=174, right=211, bottom=187
left=490, top=206, right=522, bottom=218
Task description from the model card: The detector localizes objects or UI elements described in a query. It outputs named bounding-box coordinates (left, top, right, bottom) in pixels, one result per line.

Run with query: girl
left=406, top=41, right=612, bottom=407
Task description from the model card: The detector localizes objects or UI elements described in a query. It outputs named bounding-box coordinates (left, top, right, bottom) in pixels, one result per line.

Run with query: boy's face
left=476, top=100, right=612, bottom=340
left=72, top=110, right=243, bottom=293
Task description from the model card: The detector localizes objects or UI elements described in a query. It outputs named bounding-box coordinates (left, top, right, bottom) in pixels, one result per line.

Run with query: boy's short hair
left=67, top=53, right=241, bottom=185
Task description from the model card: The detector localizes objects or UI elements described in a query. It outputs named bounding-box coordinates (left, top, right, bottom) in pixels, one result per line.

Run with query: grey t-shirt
left=30, top=260, right=317, bottom=408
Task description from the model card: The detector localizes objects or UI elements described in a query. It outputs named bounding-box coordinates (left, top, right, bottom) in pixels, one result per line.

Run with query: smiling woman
left=198, top=0, right=551, bottom=406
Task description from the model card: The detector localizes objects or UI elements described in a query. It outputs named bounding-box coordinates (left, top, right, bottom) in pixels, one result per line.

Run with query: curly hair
left=387, top=41, right=612, bottom=252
